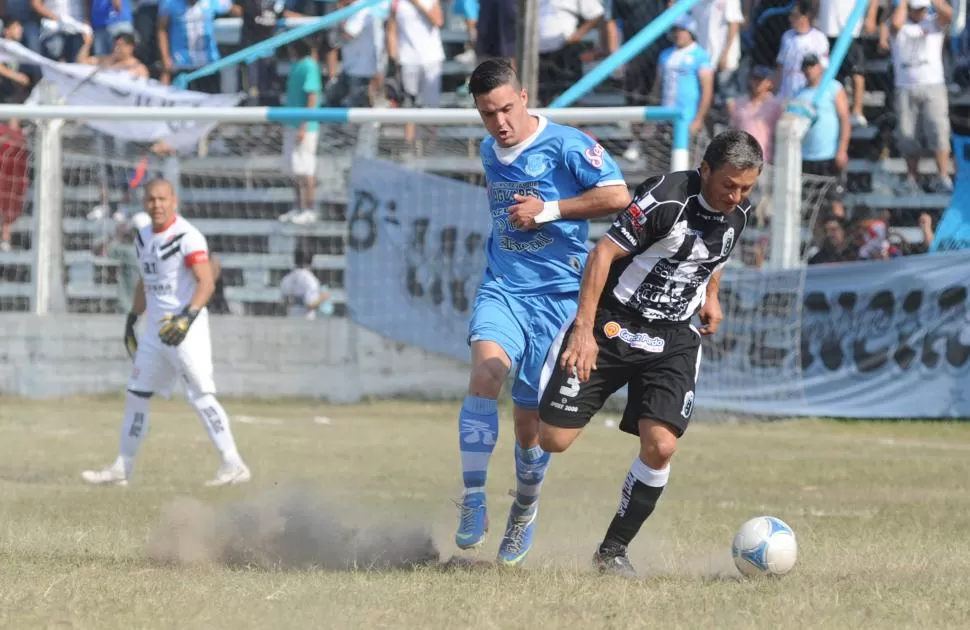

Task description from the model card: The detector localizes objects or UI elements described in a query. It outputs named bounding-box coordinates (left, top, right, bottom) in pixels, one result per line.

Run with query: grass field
left=2, top=397, right=970, bottom=629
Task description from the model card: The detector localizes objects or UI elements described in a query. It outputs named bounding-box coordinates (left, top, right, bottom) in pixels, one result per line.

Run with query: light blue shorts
left=468, top=282, right=576, bottom=409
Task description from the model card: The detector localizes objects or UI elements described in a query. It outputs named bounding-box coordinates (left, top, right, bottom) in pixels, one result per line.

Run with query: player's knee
left=638, top=420, right=678, bottom=468
left=537, top=422, right=577, bottom=453
left=468, top=359, right=508, bottom=399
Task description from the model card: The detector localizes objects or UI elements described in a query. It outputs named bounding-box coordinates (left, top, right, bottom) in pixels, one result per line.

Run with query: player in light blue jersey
left=456, top=59, right=631, bottom=566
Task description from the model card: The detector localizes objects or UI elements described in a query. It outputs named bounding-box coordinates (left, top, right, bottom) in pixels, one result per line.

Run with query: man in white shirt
left=82, top=179, right=251, bottom=488
left=536, top=0, right=605, bottom=105
left=890, top=0, right=953, bottom=194
left=775, top=0, right=830, bottom=100
left=279, top=249, right=330, bottom=319
left=691, top=0, right=745, bottom=105
left=817, top=0, right=879, bottom=128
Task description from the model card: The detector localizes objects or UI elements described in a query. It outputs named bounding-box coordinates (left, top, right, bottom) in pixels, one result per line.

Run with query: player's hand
left=158, top=306, right=200, bottom=346
left=508, top=194, right=543, bottom=231
left=560, top=325, right=598, bottom=383
left=124, top=312, right=139, bottom=360
left=697, top=297, right=723, bottom=336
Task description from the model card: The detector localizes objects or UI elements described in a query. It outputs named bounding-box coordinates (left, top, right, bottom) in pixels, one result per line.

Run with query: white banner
left=346, top=159, right=970, bottom=419
left=0, top=40, right=242, bottom=149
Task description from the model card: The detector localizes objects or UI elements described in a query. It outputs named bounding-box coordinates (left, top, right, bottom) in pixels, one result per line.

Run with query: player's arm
left=508, top=137, right=631, bottom=228
left=697, top=267, right=723, bottom=336
left=159, top=240, right=213, bottom=346
left=560, top=236, right=631, bottom=382
left=124, top=278, right=146, bottom=360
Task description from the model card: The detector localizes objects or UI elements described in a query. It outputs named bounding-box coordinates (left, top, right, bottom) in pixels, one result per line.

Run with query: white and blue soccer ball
left=731, top=516, right=798, bottom=578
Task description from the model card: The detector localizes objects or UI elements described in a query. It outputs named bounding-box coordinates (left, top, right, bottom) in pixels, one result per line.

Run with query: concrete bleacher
left=0, top=17, right=954, bottom=315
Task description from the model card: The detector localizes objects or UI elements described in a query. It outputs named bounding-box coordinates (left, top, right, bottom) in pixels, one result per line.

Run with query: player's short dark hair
left=468, top=59, right=519, bottom=98
left=702, top=130, right=764, bottom=174
left=291, top=36, right=318, bottom=58
left=294, top=248, right=313, bottom=268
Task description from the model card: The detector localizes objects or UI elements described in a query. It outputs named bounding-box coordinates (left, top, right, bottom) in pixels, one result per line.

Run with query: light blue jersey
left=480, top=115, right=625, bottom=296
left=658, top=43, right=713, bottom=121
left=471, top=115, right=625, bottom=409
left=799, top=82, right=842, bottom=162
left=159, top=0, right=226, bottom=68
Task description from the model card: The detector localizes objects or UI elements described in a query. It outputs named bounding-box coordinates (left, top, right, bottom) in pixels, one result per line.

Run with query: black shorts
left=828, top=37, right=864, bottom=78
left=539, top=305, right=702, bottom=438
left=802, top=159, right=845, bottom=203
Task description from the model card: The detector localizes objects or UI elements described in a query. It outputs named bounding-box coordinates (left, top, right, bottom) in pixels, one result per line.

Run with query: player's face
left=700, top=163, right=760, bottom=213
left=144, top=184, right=178, bottom=229
left=474, top=84, right=530, bottom=147
left=673, top=28, right=692, bottom=47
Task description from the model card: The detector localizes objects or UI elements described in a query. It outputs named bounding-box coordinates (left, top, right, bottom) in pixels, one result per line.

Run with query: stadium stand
left=0, top=4, right=956, bottom=314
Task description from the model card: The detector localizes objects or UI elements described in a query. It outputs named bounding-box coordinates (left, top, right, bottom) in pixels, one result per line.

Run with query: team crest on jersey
left=720, top=227, right=736, bottom=257
left=524, top=153, right=548, bottom=177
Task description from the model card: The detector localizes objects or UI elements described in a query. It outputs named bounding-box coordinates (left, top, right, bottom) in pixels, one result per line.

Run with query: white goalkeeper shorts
left=281, top=127, right=319, bottom=177
left=128, top=312, right=216, bottom=398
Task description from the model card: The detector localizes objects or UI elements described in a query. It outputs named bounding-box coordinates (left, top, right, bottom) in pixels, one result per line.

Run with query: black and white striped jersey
left=603, top=169, right=751, bottom=322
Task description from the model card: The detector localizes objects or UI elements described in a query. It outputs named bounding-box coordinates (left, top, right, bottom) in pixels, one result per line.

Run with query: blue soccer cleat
left=455, top=492, right=488, bottom=549
left=496, top=504, right=538, bottom=566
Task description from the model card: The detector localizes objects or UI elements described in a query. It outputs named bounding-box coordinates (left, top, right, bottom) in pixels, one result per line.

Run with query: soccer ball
left=731, top=516, right=798, bottom=578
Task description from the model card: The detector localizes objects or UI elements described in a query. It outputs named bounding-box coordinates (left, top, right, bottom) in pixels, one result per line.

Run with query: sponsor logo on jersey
left=618, top=226, right=637, bottom=245
left=524, top=153, right=548, bottom=177
left=721, top=227, right=735, bottom=257
left=603, top=321, right=665, bottom=352
left=627, top=202, right=647, bottom=226
left=583, top=143, right=605, bottom=169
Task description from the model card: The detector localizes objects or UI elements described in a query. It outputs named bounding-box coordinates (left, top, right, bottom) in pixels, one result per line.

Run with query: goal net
left=0, top=106, right=829, bottom=416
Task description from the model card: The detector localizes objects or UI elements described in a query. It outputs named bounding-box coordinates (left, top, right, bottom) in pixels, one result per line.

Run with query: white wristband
left=534, top=200, right=562, bottom=224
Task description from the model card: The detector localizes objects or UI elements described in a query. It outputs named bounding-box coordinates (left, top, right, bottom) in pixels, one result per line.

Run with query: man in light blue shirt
left=658, top=15, right=714, bottom=136
left=455, top=59, right=631, bottom=566
left=796, top=53, right=851, bottom=218
left=157, top=0, right=227, bottom=87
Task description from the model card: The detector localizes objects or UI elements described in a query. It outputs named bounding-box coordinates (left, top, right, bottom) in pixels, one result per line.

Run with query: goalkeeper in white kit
left=82, top=179, right=251, bottom=487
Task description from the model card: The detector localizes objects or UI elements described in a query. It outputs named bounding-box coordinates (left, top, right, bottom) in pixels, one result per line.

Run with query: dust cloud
left=146, top=484, right=440, bottom=571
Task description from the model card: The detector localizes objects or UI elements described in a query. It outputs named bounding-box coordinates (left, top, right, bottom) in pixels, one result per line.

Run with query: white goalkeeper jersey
left=134, top=215, right=209, bottom=329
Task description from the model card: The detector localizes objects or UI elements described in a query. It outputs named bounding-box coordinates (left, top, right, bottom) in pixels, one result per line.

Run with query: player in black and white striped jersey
left=535, top=130, right=763, bottom=577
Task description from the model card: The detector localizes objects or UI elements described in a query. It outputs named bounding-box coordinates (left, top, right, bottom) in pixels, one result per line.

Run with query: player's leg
left=494, top=293, right=570, bottom=565
left=456, top=285, right=525, bottom=549
left=176, top=316, right=250, bottom=486
left=594, top=326, right=701, bottom=578
left=82, top=337, right=171, bottom=485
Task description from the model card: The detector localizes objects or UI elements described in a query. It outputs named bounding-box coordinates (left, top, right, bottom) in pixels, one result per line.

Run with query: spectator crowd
left=0, top=0, right=961, bottom=263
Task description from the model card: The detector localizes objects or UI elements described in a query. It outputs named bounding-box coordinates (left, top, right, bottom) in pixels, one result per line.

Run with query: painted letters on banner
left=346, top=157, right=490, bottom=362
left=347, top=159, right=970, bottom=418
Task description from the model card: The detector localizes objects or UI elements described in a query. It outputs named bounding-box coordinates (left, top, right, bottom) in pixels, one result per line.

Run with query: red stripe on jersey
left=185, top=251, right=209, bottom=267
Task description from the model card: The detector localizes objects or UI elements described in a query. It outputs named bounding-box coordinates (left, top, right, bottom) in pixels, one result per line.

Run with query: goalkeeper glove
left=124, top=312, right=139, bottom=360
left=158, top=306, right=200, bottom=347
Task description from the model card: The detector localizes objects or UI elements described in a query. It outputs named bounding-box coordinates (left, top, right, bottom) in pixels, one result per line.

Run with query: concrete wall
left=0, top=314, right=470, bottom=401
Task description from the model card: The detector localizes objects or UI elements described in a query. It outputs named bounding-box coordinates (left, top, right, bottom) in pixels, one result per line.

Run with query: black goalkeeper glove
left=158, top=306, right=200, bottom=347
left=124, top=312, right=139, bottom=360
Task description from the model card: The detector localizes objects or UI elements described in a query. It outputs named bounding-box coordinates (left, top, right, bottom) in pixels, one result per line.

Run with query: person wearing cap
left=889, top=0, right=954, bottom=195
left=797, top=52, right=851, bottom=219
left=658, top=14, right=714, bottom=138
left=727, top=64, right=783, bottom=163
left=775, top=0, right=829, bottom=101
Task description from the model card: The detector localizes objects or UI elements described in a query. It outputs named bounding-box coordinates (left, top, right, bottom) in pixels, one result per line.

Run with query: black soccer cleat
left=593, top=543, right=638, bottom=579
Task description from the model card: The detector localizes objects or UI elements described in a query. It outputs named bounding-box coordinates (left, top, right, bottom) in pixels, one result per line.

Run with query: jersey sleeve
left=159, top=0, right=174, bottom=18
left=726, top=0, right=744, bottom=24
left=697, top=48, right=714, bottom=73
left=561, top=131, right=626, bottom=191
left=604, top=176, right=683, bottom=254
left=181, top=229, right=209, bottom=268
